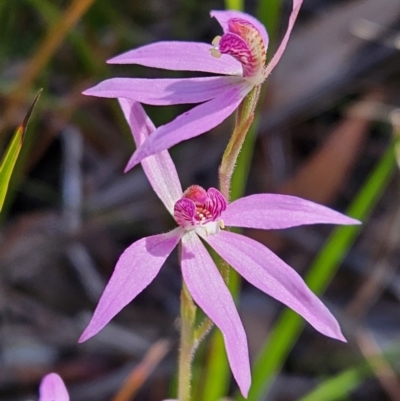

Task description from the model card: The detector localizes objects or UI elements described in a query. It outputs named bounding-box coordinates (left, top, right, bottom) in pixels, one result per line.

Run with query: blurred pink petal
left=79, top=228, right=183, bottom=342
left=203, top=230, right=346, bottom=341
left=181, top=231, right=251, bottom=397
left=118, top=99, right=182, bottom=214
left=83, top=76, right=239, bottom=105
left=222, top=193, right=360, bottom=230
left=39, top=373, right=69, bottom=401
left=127, top=84, right=250, bottom=168
left=108, top=41, right=243, bottom=76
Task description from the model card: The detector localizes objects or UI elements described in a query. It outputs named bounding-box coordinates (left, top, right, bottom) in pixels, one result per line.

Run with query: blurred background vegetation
left=1, top=0, right=400, bottom=400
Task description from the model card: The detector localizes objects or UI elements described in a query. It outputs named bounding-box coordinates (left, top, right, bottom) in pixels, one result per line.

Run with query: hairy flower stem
left=219, top=85, right=260, bottom=200
left=178, top=284, right=197, bottom=401
left=178, top=288, right=216, bottom=401
left=217, top=85, right=261, bottom=298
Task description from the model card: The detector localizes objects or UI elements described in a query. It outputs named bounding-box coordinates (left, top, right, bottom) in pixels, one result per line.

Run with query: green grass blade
left=224, top=0, right=243, bottom=11
left=299, top=367, right=369, bottom=401
left=230, top=117, right=258, bottom=202
left=25, top=0, right=102, bottom=75
left=238, top=142, right=397, bottom=401
left=301, top=366, right=370, bottom=401
left=0, top=90, right=42, bottom=211
left=257, top=0, right=283, bottom=45
left=299, top=340, right=400, bottom=401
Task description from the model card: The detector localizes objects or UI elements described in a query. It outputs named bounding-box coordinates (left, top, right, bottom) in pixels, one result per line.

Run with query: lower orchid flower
left=79, top=99, right=360, bottom=397
left=39, top=373, right=69, bottom=401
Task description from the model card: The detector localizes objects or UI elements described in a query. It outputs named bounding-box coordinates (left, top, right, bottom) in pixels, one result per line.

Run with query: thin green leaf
left=25, top=0, right=103, bottom=75
left=257, top=0, right=283, bottom=45
left=230, top=117, right=258, bottom=202
left=299, top=366, right=369, bottom=401
left=224, top=0, right=243, bottom=11
left=238, top=142, right=397, bottom=401
left=299, top=340, right=400, bottom=401
left=0, top=90, right=42, bottom=211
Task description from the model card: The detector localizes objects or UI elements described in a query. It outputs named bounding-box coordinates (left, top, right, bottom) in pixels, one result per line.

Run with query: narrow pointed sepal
left=79, top=228, right=183, bottom=342
left=203, top=230, right=346, bottom=341
left=181, top=232, right=251, bottom=397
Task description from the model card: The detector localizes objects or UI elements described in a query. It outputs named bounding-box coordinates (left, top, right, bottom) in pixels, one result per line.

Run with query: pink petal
left=223, top=194, right=360, bottom=230
left=264, top=0, right=303, bottom=77
left=211, top=10, right=268, bottom=50
left=181, top=231, right=251, bottom=397
left=118, top=99, right=182, bottom=214
left=79, top=228, right=183, bottom=342
left=126, top=83, right=251, bottom=169
left=83, top=76, right=240, bottom=105
left=39, top=373, right=69, bottom=401
left=203, top=230, right=346, bottom=341
left=108, top=41, right=243, bottom=76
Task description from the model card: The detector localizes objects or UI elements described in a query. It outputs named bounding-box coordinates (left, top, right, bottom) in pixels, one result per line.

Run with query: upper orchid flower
left=39, top=373, right=69, bottom=401
left=83, top=1, right=302, bottom=172
left=79, top=99, right=359, bottom=397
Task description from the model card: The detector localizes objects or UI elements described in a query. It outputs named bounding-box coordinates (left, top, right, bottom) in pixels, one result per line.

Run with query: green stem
left=219, top=85, right=260, bottom=199
left=194, top=316, right=213, bottom=344
left=178, top=284, right=197, bottom=401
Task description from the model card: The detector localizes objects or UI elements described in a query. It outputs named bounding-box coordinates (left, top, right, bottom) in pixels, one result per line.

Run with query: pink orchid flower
left=83, top=1, right=302, bottom=172
left=79, top=100, right=359, bottom=397
left=39, top=373, right=69, bottom=401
